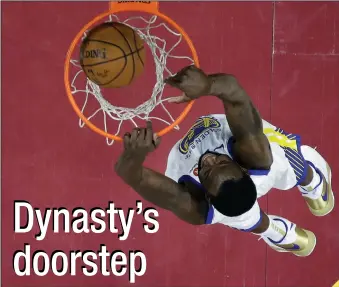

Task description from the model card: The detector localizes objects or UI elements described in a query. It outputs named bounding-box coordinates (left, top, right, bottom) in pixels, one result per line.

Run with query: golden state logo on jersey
left=179, top=116, right=221, bottom=156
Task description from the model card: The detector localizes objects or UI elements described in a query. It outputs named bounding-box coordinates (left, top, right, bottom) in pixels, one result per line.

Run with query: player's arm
left=114, top=122, right=208, bottom=225
left=208, top=73, right=272, bottom=169
left=165, top=66, right=272, bottom=170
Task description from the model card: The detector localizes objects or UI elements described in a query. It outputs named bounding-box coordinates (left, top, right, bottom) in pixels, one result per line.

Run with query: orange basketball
left=79, top=22, right=145, bottom=88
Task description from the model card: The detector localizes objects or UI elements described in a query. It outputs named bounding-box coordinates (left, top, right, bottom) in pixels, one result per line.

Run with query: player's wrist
left=123, top=150, right=146, bottom=164
left=115, top=151, right=145, bottom=175
left=208, top=74, right=239, bottom=98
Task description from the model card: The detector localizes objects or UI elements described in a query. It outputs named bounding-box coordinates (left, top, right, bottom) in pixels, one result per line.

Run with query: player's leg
left=297, top=146, right=334, bottom=216
left=222, top=201, right=316, bottom=256
left=251, top=211, right=316, bottom=257
left=262, top=125, right=334, bottom=216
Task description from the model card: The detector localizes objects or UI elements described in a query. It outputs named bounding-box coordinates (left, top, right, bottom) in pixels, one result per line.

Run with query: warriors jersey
left=165, top=114, right=308, bottom=228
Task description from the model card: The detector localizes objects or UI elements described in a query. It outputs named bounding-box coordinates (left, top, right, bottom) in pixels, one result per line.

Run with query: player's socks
left=298, top=146, right=335, bottom=216
left=258, top=215, right=316, bottom=257
left=259, top=216, right=286, bottom=242
left=300, top=164, right=321, bottom=192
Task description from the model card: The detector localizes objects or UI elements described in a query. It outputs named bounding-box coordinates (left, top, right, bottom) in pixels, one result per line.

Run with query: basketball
left=79, top=22, right=145, bottom=88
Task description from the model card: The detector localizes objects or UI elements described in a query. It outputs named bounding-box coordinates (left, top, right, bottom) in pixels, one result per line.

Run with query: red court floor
left=2, top=2, right=339, bottom=287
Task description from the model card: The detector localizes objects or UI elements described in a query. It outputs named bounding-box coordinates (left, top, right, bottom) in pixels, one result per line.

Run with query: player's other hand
left=165, top=65, right=211, bottom=103
left=115, top=121, right=160, bottom=179
left=123, top=121, right=161, bottom=158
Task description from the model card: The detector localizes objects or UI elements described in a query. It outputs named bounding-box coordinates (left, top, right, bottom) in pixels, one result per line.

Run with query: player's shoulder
left=165, top=114, right=229, bottom=181
left=201, top=113, right=227, bottom=123
left=169, top=113, right=225, bottom=145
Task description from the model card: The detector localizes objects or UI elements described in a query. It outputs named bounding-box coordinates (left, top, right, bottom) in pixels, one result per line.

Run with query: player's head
left=198, top=151, right=257, bottom=217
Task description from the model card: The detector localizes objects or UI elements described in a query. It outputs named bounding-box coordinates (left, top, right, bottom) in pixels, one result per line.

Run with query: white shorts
left=207, top=200, right=262, bottom=231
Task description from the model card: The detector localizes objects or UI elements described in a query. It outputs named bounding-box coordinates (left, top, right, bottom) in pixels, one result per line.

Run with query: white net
left=70, top=13, right=194, bottom=145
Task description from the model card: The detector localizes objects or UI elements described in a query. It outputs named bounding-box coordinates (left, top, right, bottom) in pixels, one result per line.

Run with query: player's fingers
left=168, top=93, right=191, bottom=103
left=138, top=128, right=146, bottom=143
left=131, top=128, right=140, bottom=144
left=164, top=75, right=182, bottom=88
left=123, top=133, right=131, bottom=149
left=164, top=66, right=190, bottom=88
left=145, top=121, right=153, bottom=146
left=153, top=133, right=161, bottom=149
left=176, top=65, right=195, bottom=76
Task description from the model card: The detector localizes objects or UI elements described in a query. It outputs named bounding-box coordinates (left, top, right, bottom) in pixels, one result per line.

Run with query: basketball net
left=66, top=1, right=198, bottom=145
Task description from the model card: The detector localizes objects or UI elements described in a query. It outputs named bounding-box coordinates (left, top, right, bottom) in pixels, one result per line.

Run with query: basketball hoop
left=64, top=1, right=199, bottom=144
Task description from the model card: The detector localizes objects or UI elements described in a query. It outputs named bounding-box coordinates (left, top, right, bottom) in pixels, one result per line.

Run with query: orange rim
left=64, top=1, right=199, bottom=141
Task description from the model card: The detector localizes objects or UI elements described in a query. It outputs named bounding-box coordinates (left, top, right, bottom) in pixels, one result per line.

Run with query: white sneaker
left=260, top=215, right=316, bottom=257
left=298, top=146, right=335, bottom=216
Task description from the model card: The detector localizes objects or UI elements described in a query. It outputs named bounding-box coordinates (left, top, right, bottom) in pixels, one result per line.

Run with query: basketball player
left=115, top=65, right=334, bottom=256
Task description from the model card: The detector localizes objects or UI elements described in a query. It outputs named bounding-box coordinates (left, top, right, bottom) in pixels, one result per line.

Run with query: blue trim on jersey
left=178, top=175, right=214, bottom=224
left=206, top=207, right=214, bottom=224
left=226, top=136, right=270, bottom=176
left=248, top=169, right=271, bottom=176
left=294, top=135, right=308, bottom=186
left=273, top=128, right=308, bottom=186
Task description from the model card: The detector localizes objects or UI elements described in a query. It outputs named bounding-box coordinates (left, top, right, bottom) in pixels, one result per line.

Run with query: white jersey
left=165, top=114, right=307, bottom=228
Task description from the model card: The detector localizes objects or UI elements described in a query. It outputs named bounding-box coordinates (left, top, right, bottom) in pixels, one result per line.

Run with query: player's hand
left=165, top=65, right=211, bottom=103
left=123, top=121, right=161, bottom=158
left=115, top=122, right=160, bottom=177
